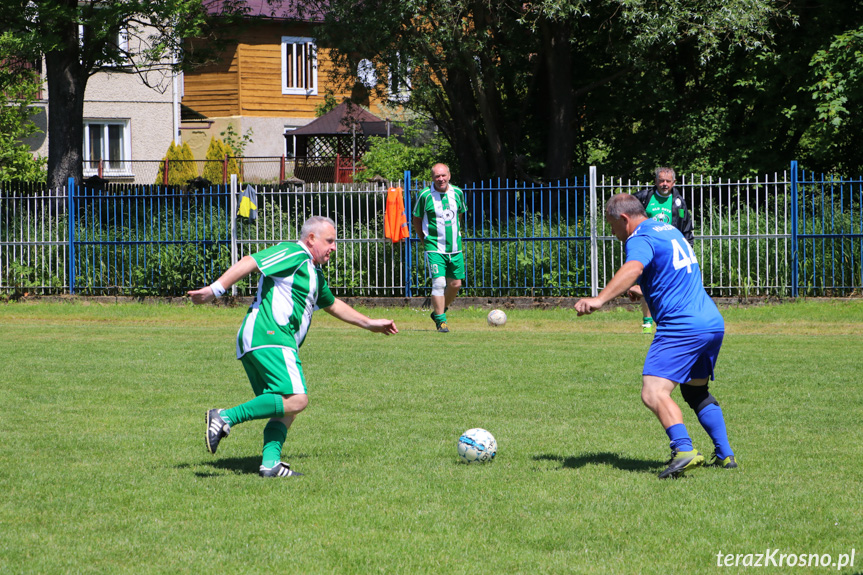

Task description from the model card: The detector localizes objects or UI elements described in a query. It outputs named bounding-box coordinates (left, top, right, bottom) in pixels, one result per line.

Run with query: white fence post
left=230, top=174, right=238, bottom=297
left=589, top=166, right=598, bottom=297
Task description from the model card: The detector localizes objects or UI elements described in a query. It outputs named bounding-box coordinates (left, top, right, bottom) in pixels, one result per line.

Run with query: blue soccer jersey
left=625, top=220, right=723, bottom=334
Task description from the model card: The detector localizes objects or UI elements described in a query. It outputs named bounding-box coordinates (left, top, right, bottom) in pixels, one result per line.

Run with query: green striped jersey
left=235, top=241, right=335, bottom=358
left=412, top=185, right=467, bottom=253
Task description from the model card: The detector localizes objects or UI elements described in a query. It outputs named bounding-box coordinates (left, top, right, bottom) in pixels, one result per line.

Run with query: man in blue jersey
left=188, top=216, right=399, bottom=478
left=575, top=193, right=736, bottom=479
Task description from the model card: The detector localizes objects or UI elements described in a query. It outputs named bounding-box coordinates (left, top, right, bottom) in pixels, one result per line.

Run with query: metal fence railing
left=86, top=156, right=366, bottom=186
left=1, top=163, right=861, bottom=298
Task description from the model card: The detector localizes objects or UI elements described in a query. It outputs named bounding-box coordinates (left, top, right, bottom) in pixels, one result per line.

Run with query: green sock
left=643, top=317, right=654, bottom=325
left=261, top=421, right=288, bottom=469
left=432, top=312, right=447, bottom=323
left=223, top=393, right=285, bottom=426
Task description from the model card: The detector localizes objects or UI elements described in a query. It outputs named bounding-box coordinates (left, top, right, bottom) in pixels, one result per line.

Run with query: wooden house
left=181, top=0, right=408, bottom=182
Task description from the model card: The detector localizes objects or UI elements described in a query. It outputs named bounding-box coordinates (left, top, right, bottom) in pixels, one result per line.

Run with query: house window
left=388, top=53, right=411, bottom=102
left=79, top=24, right=129, bottom=67
left=281, top=37, right=317, bottom=95
left=83, top=120, right=131, bottom=175
left=357, top=59, right=376, bottom=89
left=284, top=127, right=297, bottom=158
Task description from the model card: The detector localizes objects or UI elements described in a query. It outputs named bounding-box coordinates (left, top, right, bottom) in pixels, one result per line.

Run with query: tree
left=798, top=24, right=863, bottom=174
left=356, top=123, right=454, bottom=182
left=0, top=32, right=47, bottom=183
left=317, top=0, right=783, bottom=182
left=0, top=0, right=249, bottom=189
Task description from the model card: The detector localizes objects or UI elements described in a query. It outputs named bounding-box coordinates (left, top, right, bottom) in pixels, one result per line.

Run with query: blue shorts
left=643, top=331, right=724, bottom=384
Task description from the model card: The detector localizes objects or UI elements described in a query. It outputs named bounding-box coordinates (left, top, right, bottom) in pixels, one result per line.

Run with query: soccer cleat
left=642, top=322, right=654, bottom=334
left=708, top=452, right=738, bottom=469
left=658, top=448, right=705, bottom=479
left=205, top=409, right=230, bottom=454
left=259, top=462, right=304, bottom=478
left=437, top=321, right=449, bottom=333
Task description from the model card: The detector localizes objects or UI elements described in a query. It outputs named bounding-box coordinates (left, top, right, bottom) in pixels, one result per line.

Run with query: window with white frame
left=282, top=37, right=317, bottom=95
left=357, top=59, right=376, bottom=89
left=388, top=52, right=411, bottom=102
left=284, top=126, right=297, bottom=158
left=79, top=24, right=129, bottom=67
left=83, top=120, right=131, bottom=175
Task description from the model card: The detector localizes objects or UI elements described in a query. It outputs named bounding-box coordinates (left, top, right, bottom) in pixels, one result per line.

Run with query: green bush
left=202, top=137, right=240, bottom=184
left=356, top=124, right=454, bottom=182
left=154, top=141, right=198, bottom=186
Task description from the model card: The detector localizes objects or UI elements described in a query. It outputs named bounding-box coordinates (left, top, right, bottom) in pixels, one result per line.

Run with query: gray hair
left=606, top=193, right=647, bottom=220
left=654, top=167, right=676, bottom=181
left=300, top=216, right=336, bottom=240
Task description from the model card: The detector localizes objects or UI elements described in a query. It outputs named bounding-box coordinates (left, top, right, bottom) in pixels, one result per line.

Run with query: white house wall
left=83, top=70, right=176, bottom=183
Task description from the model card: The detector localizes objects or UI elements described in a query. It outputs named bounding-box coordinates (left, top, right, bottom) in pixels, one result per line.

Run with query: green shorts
left=425, top=251, right=465, bottom=280
left=240, top=346, right=307, bottom=396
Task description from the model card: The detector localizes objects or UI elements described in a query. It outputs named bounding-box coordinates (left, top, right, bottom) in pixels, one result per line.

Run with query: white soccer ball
left=487, top=309, right=507, bottom=327
left=457, top=428, right=497, bottom=464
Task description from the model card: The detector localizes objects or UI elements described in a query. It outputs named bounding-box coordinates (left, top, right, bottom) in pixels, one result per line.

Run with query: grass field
left=1, top=300, right=861, bottom=574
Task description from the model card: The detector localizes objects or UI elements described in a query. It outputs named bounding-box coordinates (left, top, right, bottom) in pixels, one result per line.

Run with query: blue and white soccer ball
left=457, top=428, right=497, bottom=463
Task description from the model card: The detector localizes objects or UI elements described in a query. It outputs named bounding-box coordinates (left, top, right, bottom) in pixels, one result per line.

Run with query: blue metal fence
left=405, top=174, right=592, bottom=297
left=794, top=162, right=863, bottom=296
left=1, top=163, right=862, bottom=298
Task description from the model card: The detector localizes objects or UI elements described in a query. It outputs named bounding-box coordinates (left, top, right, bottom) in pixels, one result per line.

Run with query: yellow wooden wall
left=183, top=22, right=366, bottom=119
left=182, top=39, right=242, bottom=117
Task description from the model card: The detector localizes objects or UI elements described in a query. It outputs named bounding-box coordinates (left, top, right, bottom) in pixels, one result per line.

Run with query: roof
left=291, top=102, right=404, bottom=137
left=203, top=0, right=326, bottom=22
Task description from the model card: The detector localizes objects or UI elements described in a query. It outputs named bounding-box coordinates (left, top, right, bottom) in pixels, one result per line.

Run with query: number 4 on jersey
left=672, top=239, right=698, bottom=273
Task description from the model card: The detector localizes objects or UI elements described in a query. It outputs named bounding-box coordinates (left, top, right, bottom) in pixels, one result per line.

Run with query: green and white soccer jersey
left=646, top=193, right=673, bottom=224
left=412, top=185, right=467, bottom=254
left=235, top=241, right=336, bottom=358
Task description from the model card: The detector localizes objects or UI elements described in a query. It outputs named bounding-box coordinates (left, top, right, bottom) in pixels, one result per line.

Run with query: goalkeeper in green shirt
left=188, top=216, right=398, bottom=478
left=633, top=167, right=694, bottom=334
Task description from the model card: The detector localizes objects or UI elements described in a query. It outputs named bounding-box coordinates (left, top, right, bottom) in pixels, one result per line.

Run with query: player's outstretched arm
left=575, top=260, right=644, bottom=316
left=324, top=298, right=398, bottom=335
left=187, top=255, right=260, bottom=304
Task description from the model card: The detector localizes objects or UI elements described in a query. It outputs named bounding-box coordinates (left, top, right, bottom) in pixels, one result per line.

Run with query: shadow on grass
left=195, top=456, right=260, bottom=477
left=183, top=454, right=309, bottom=477
left=534, top=452, right=659, bottom=474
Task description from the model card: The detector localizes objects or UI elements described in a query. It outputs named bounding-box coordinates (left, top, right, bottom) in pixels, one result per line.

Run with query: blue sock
left=665, top=423, right=694, bottom=452
left=697, top=404, right=734, bottom=459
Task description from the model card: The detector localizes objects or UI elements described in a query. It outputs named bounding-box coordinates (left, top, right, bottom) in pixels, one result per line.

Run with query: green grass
left=1, top=300, right=862, bottom=574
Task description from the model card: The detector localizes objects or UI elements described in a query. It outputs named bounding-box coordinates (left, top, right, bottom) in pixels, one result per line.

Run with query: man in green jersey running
left=411, top=163, right=467, bottom=333
left=188, top=216, right=398, bottom=478
left=633, top=167, right=694, bottom=334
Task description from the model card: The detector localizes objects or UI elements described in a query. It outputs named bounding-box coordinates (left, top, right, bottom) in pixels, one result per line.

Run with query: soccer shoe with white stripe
left=708, top=452, right=738, bottom=469
left=658, top=448, right=704, bottom=479
left=205, top=409, right=230, bottom=454
left=259, top=462, right=304, bottom=478
left=641, top=322, right=654, bottom=334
